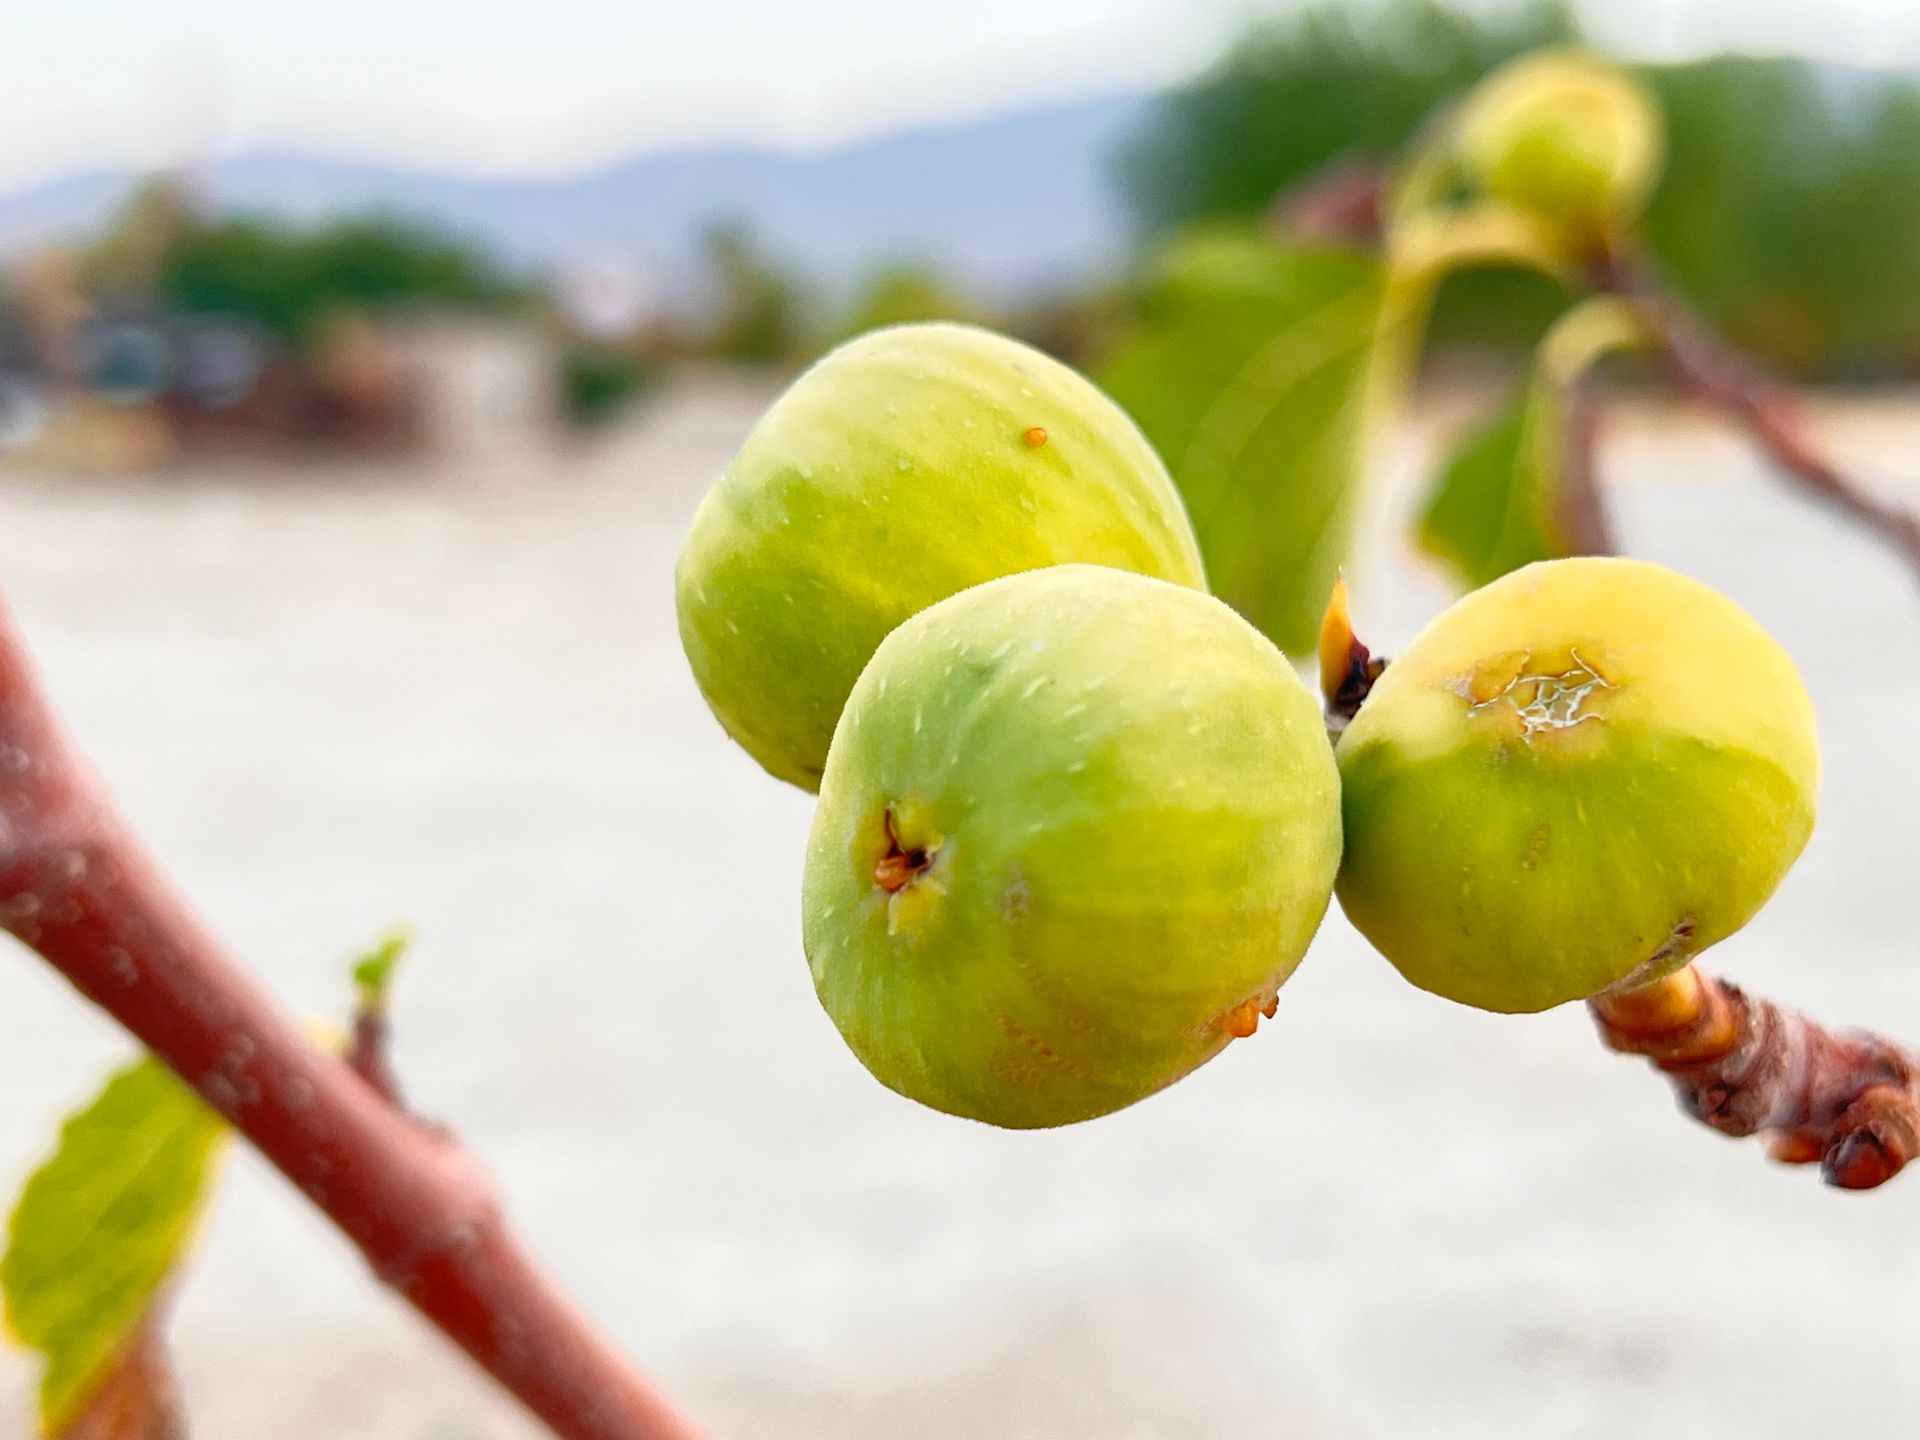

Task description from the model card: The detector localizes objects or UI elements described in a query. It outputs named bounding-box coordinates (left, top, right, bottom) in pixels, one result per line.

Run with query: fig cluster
left=677, top=322, right=1820, bottom=1128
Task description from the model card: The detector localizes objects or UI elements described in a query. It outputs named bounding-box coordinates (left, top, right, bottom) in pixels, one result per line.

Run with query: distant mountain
left=0, top=94, right=1154, bottom=301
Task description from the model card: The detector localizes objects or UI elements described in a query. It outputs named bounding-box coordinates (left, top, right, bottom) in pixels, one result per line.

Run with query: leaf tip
left=350, top=928, right=411, bottom=1017
left=1318, top=574, right=1386, bottom=728
left=1317, top=574, right=1356, bottom=707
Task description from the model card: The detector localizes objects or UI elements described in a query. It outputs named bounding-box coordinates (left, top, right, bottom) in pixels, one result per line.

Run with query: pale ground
left=0, top=378, right=1916, bottom=1440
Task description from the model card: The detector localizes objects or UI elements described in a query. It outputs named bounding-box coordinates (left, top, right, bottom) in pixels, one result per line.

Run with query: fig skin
left=1453, top=51, right=1663, bottom=242
left=676, top=322, right=1207, bottom=792
left=802, top=564, right=1342, bottom=1128
left=1336, top=557, right=1819, bottom=1014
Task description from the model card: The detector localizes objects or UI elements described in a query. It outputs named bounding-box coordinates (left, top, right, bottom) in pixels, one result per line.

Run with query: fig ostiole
left=1335, top=557, right=1819, bottom=1014
left=802, top=564, right=1342, bottom=1128
left=676, top=322, right=1207, bottom=792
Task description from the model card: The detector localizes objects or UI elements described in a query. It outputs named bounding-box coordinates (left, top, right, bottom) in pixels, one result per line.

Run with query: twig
left=1268, top=158, right=1387, bottom=248
left=1600, top=256, right=1920, bottom=586
left=63, top=1318, right=186, bottom=1440
left=346, top=933, right=408, bottom=1109
left=0, top=594, right=709, bottom=1440
left=345, top=1007, right=406, bottom=1110
left=1555, top=377, right=1617, bottom=557
left=1592, top=967, right=1920, bottom=1189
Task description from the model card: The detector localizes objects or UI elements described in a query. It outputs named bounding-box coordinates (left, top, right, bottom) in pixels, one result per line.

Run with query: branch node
left=1822, top=1086, right=1919, bottom=1190
left=1594, top=965, right=1920, bottom=1190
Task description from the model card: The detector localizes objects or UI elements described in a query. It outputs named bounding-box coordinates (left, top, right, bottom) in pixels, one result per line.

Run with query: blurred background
left=1, top=1, right=1917, bottom=1436
left=17, top=0, right=1920, bottom=466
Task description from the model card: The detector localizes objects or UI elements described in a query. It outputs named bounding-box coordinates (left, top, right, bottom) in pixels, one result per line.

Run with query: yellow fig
left=676, top=322, right=1206, bottom=791
left=1453, top=50, right=1663, bottom=244
left=803, top=564, right=1341, bottom=1127
left=1336, top=558, right=1818, bottom=1013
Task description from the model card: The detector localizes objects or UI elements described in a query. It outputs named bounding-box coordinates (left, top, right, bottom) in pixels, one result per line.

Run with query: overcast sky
left=6, top=0, right=1920, bottom=190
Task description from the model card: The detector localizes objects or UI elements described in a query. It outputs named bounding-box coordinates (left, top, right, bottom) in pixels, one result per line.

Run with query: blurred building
left=0, top=284, right=562, bottom=469
left=379, top=316, right=561, bottom=458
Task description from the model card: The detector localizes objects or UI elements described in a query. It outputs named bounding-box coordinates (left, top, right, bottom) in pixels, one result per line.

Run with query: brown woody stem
left=1599, top=256, right=1920, bottom=586
left=0, top=593, right=708, bottom=1440
left=345, top=1001, right=406, bottom=1111
left=64, top=1319, right=185, bottom=1440
left=1591, top=966, right=1920, bottom=1189
left=1556, top=377, right=1617, bottom=558
left=1268, top=158, right=1387, bottom=248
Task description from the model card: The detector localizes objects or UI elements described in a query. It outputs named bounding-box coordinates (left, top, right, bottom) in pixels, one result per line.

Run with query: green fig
left=1336, top=557, right=1819, bottom=1014
left=802, top=564, right=1342, bottom=1128
left=1453, top=50, right=1663, bottom=245
left=676, top=322, right=1207, bottom=791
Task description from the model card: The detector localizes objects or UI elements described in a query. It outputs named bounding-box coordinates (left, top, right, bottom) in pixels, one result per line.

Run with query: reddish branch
left=1268, top=158, right=1387, bottom=248
left=344, top=1006, right=405, bottom=1109
left=1555, top=378, right=1617, bottom=558
left=1598, top=257, right=1920, bottom=587
left=1591, top=967, right=1920, bottom=1190
left=0, top=595, right=708, bottom=1440
left=64, top=1322, right=185, bottom=1440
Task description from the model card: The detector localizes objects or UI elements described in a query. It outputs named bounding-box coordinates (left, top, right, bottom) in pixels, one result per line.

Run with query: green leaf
left=350, top=928, right=410, bottom=1016
left=1098, top=206, right=1579, bottom=652
left=1386, top=200, right=1575, bottom=286
left=1419, top=378, right=1568, bottom=587
left=1417, top=295, right=1649, bottom=588
left=1099, top=227, right=1388, bottom=656
left=3, top=1056, right=229, bottom=1432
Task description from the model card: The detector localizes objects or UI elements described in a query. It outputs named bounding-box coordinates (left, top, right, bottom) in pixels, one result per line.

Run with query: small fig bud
left=803, top=564, right=1342, bottom=1127
left=1452, top=50, right=1663, bottom=245
left=1335, top=558, right=1818, bottom=1014
left=676, top=322, right=1206, bottom=791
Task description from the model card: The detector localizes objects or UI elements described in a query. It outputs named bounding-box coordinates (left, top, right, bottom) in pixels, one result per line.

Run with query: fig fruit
left=1335, top=557, right=1818, bottom=1014
left=676, top=322, right=1207, bottom=791
left=1453, top=50, right=1663, bottom=244
left=802, top=564, right=1342, bottom=1128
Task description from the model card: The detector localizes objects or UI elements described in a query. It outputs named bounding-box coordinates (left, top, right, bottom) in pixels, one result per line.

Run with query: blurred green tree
left=561, top=342, right=655, bottom=427
left=1119, top=0, right=1920, bottom=377
left=157, top=212, right=527, bottom=343
left=1641, top=58, right=1920, bottom=377
left=831, top=260, right=982, bottom=343
left=1119, top=0, right=1578, bottom=235
left=699, top=220, right=808, bottom=364
left=82, top=177, right=198, bottom=302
